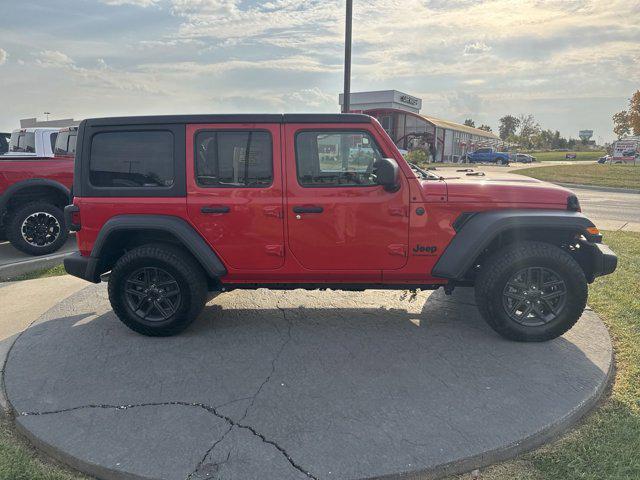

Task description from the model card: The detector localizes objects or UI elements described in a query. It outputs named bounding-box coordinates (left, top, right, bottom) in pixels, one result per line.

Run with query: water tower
left=579, top=130, right=594, bottom=142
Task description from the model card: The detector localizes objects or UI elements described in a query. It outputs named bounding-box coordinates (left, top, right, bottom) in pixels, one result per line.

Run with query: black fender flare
left=432, top=209, right=596, bottom=280
left=86, top=215, right=227, bottom=281
left=0, top=178, right=71, bottom=211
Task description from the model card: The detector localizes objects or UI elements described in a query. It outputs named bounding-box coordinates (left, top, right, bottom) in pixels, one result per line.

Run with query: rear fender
left=84, top=215, right=227, bottom=282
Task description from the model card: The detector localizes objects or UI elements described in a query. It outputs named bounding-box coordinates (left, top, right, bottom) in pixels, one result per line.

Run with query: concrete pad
left=0, top=275, right=88, bottom=413
left=4, top=285, right=612, bottom=480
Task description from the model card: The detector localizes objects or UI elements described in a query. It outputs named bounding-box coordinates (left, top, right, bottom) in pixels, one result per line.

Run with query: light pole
left=44, top=111, right=51, bottom=121
left=342, top=0, right=353, bottom=113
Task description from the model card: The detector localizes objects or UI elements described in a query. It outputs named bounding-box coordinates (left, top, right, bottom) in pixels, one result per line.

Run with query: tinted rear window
left=55, top=131, right=77, bottom=156
left=10, top=132, right=36, bottom=153
left=89, top=131, right=174, bottom=188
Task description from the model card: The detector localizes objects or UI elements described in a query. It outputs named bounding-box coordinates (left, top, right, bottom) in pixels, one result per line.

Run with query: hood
left=434, top=171, right=575, bottom=207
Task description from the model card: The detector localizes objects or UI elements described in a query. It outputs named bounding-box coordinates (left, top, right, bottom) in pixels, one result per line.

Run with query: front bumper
left=64, top=252, right=101, bottom=283
left=590, top=242, right=618, bottom=278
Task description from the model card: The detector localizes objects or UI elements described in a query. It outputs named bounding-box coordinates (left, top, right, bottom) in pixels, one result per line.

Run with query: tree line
left=463, top=89, right=639, bottom=149
left=464, top=115, right=582, bottom=150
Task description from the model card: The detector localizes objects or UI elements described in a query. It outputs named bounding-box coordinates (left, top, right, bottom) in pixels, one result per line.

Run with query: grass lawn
left=458, top=230, right=640, bottom=480
left=515, top=164, right=640, bottom=190
left=1, top=264, right=67, bottom=283
left=0, top=234, right=638, bottom=479
left=528, top=151, right=607, bottom=162
left=0, top=416, right=88, bottom=480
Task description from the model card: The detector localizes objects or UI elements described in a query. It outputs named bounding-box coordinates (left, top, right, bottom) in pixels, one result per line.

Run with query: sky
left=1, top=0, right=639, bottom=143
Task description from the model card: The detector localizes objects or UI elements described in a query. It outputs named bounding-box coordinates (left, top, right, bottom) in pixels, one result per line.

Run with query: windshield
left=10, top=131, right=36, bottom=153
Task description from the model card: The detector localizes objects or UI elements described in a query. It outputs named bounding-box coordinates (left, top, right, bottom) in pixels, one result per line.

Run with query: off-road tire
left=108, top=244, right=208, bottom=336
left=475, top=241, right=587, bottom=342
left=6, top=202, right=68, bottom=255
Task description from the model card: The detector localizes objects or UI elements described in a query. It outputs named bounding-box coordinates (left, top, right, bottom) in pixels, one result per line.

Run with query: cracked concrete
left=4, top=284, right=612, bottom=480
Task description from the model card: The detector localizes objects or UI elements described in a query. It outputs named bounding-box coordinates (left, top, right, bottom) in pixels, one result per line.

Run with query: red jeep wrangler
left=64, top=114, right=617, bottom=341
left=0, top=127, right=77, bottom=254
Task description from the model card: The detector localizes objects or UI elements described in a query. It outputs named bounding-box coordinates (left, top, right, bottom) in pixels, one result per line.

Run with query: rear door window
left=89, top=131, right=174, bottom=188
left=195, top=131, right=273, bottom=187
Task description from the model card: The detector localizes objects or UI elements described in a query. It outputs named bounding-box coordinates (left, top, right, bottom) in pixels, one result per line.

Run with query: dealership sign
left=399, top=94, right=419, bottom=107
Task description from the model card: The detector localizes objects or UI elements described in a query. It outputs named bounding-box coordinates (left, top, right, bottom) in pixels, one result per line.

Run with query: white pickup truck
left=2, top=128, right=60, bottom=158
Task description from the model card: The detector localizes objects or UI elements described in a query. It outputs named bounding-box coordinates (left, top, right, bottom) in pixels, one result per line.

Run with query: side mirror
left=374, top=158, right=400, bottom=192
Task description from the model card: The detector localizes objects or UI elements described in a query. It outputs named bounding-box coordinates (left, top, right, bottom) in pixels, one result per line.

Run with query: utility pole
left=44, top=112, right=50, bottom=121
left=342, top=0, right=353, bottom=113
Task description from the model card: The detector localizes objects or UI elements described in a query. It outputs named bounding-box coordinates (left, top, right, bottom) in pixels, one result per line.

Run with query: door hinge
left=388, top=206, right=409, bottom=217
left=263, top=206, right=283, bottom=219
left=387, top=244, right=407, bottom=257
left=265, top=245, right=284, bottom=257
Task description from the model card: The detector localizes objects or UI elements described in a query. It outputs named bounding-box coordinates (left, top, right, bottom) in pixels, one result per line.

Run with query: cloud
left=35, top=50, right=74, bottom=68
left=463, top=41, right=491, bottom=55
left=100, top=0, right=159, bottom=6
left=2, top=0, right=639, bottom=141
left=0, top=48, right=7, bottom=65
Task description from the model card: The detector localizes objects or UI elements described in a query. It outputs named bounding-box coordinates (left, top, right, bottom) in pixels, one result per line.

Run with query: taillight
left=64, top=204, right=81, bottom=232
left=567, top=195, right=581, bottom=212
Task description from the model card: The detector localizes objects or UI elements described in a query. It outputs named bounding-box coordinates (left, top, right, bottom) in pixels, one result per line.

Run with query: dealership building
left=339, top=90, right=501, bottom=162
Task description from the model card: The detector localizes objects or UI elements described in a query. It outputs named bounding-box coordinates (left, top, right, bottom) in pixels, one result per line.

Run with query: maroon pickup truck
left=0, top=127, right=77, bottom=255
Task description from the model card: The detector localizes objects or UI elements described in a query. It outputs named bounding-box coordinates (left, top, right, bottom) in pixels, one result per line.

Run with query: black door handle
left=293, top=206, right=324, bottom=214
left=201, top=206, right=230, bottom=214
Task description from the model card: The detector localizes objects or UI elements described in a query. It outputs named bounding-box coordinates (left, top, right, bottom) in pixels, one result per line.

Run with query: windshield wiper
left=408, top=162, right=443, bottom=181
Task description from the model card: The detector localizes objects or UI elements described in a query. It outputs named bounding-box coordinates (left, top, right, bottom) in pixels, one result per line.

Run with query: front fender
left=432, top=209, right=595, bottom=280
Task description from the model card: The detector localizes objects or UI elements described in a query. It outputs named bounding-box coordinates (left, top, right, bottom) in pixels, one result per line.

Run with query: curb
left=0, top=251, right=73, bottom=282
left=557, top=183, right=640, bottom=194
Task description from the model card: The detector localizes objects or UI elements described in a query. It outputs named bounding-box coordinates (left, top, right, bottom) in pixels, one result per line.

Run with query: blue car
left=466, top=148, right=510, bottom=165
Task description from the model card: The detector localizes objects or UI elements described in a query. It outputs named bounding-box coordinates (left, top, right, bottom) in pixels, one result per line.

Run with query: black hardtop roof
left=82, top=113, right=374, bottom=127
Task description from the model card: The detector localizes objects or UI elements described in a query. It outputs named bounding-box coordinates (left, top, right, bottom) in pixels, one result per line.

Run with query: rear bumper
left=590, top=242, right=618, bottom=278
left=64, top=252, right=101, bottom=283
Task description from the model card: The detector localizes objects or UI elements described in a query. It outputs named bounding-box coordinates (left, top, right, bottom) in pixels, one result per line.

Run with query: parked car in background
left=0, top=133, right=9, bottom=155
left=3, top=128, right=59, bottom=158
left=466, top=147, right=510, bottom=165
left=597, top=155, right=611, bottom=164
left=515, top=153, right=536, bottom=163
left=565, top=153, right=577, bottom=159
left=0, top=127, right=74, bottom=254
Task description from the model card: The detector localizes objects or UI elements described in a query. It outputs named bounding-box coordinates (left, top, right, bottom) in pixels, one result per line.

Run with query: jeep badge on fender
left=413, top=245, right=437, bottom=255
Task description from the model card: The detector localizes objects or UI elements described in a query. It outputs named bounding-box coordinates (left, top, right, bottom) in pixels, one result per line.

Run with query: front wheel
left=475, top=241, right=587, bottom=342
left=108, top=244, right=208, bottom=336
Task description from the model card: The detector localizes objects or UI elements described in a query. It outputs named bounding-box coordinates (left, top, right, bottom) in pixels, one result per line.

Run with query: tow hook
left=444, top=282, right=456, bottom=295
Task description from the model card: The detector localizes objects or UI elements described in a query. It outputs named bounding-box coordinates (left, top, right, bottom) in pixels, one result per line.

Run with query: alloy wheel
left=21, top=212, right=61, bottom=247
left=502, top=266, right=567, bottom=327
left=124, top=267, right=182, bottom=322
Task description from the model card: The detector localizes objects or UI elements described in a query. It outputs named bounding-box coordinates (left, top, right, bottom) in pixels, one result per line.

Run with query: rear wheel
left=6, top=202, right=68, bottom=255
left=475, top=241, right=587, bottom=342
left=108, top=244, right=207, bottom=336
